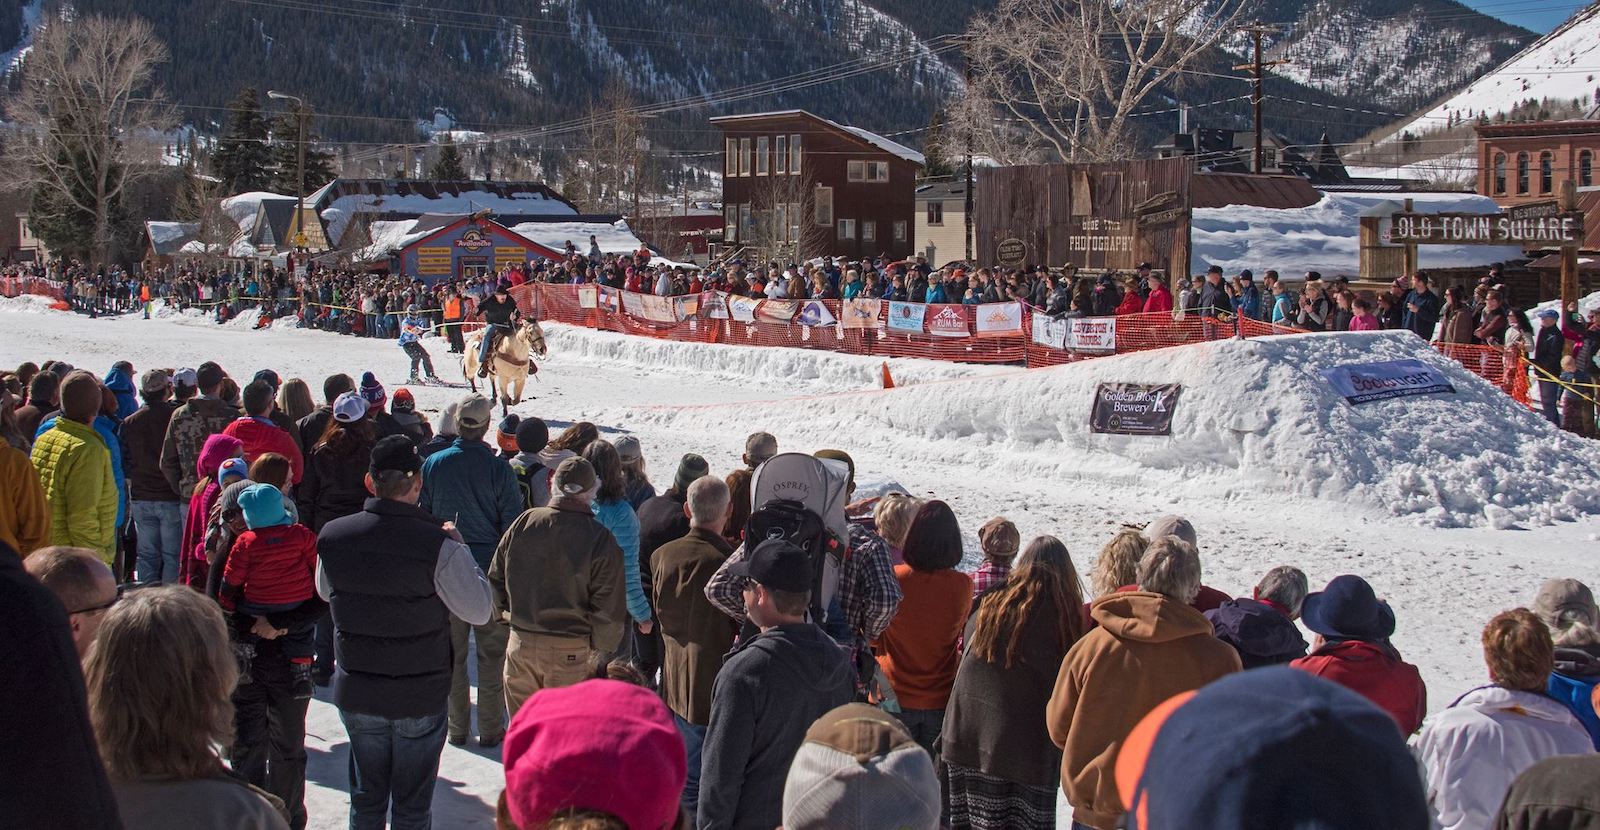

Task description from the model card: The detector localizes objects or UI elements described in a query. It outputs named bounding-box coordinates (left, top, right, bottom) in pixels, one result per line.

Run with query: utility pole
left=268, top=90, right=309, bottom=254
left=964, top=53, right=975, bottom=262
left=1232, top=24, right=1290, bottom=174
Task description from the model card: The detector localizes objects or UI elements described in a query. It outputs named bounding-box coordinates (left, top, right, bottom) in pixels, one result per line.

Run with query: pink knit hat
left=502, top=679, right=686, bottom=830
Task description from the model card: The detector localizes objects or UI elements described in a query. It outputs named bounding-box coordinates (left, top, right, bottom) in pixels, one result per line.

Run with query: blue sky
left=1467, top=0, right=1588, bottom=32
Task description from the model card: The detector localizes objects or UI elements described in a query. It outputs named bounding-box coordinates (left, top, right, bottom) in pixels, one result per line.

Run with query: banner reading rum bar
left=1090, top=383, right=1182, bottom=436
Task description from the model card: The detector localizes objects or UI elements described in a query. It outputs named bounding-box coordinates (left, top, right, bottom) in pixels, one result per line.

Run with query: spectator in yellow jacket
left=30, top=371, right=117, bottom=562
left=0, top=440, right=48, bottom=556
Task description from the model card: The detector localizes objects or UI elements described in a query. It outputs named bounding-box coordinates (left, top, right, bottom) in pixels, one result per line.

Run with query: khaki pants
left=504, top=630, right=595, bottom=717
left=449, top=616, right=508, bottom=742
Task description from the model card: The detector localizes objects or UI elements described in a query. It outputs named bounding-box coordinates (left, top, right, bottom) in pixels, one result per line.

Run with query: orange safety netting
left=513, top=282, right=1537, bottom=403
left=0, top=276, right=67, bottom=300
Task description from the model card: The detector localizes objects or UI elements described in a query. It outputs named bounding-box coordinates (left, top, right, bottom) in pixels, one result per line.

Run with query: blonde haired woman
left=86, top=585, right=289, bottom=829
left=872, top=492, right=923, bottom=567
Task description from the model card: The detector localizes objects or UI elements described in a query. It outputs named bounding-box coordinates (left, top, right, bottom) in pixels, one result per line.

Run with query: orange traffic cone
left=880, top=361, right=895, bottom=389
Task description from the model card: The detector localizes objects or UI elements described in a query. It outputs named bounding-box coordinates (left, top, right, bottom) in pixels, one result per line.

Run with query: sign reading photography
left=1319, top=359, right=1456, bottom=406
left=1090, top=383, right=1182, bottom=436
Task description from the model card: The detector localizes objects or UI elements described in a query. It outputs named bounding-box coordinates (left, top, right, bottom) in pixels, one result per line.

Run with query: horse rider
left=476, top=280, right=523, bottom=378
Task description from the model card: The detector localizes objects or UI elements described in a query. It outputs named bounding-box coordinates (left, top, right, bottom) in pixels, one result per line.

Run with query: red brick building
left=1476, top=120, right=1600, bottom=204
left=710, top=110, right=923, bottom=261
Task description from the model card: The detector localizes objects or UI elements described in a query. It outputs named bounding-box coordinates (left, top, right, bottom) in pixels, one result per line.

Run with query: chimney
left=1178, top=102, right=1189, bottom=137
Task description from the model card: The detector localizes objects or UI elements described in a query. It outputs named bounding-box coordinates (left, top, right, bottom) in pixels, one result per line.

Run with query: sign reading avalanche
left=1090, top=383, right=1181, bottom=436
left=1319, top=359, right=1457, bottom=406
left=1386, top=212, right=1584, bottom=246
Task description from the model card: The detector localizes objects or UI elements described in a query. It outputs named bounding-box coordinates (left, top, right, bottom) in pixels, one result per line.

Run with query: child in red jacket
left=221, top=481, right=320, bottom=698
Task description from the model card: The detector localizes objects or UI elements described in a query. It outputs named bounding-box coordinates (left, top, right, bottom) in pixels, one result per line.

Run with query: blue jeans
left=131, top=500, right=183, bottom=584
left=477, top=323, right=508, bottom=368
left=1540, top=379, right=1561, bottom=425
left=674, top=713, right=707, bottom=814
left=340, top=709, right=449, bottom=830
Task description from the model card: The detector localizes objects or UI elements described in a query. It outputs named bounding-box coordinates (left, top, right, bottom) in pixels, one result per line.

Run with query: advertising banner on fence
left=928, top=305, right=969, bottom=338
left=888, top=301, right=926, bottom=333
left=699, top=292, right=729, bottom=319
left=975, top=302, right=1023, bottom=335
left=757, top=300, right=798, bottom=324
left=577, top=286, right=598, bottom=309
left=1090, top=383, right=1182, bottom=436
left=624, top=291, right=677, bottom=323
left=842, top=298, right=881, bottom=329
left=597, top=286, right=621, bottom=313
left=1032, top=311, right=1068, bottom=349
left=1068, top=317, right=1117, bottom=351
left=672, top=294, right=699, bottom=321
left=728, top=295, right=760, bottom=323
left=1319, top=359, right=1457, bottom=405
left=797, top=300, right=837, bottom=327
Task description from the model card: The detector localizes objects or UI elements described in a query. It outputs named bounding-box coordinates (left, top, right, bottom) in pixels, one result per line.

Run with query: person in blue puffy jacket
left=104, top=362, right=138, bottom=422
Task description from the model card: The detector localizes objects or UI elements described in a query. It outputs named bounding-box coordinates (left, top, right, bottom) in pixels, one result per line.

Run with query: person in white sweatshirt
left=1413, top=608, right=1595, bottom=830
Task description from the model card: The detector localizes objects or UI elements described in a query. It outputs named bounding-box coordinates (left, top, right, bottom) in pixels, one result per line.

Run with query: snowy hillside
left=1250, top=0, right=1532, bottom=112
left=1379, top=0, right=1600, bottom=142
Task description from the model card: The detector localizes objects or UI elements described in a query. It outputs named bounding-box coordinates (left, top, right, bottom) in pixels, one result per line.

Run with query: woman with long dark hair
left=295, top=392, right=376, bottom=533
left=943, top=536, right=1086, bottom=828
left=582, top=441, right=651, bottom=648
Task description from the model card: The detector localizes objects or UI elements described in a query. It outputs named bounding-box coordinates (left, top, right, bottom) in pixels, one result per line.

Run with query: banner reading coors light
left=1319, top=359, right=1456, bottom=406
left=1090, top=383, right=1182, bottom=436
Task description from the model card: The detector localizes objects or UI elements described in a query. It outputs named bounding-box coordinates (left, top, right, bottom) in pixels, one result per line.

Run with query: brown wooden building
left=974, top=157, right=1320, bottom=276
left=1476, top=120, right=1600, bottom=204
left=710, top=110, right=923, bottom=261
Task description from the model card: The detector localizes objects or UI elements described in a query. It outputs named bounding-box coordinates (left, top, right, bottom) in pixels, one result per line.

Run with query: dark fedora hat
left=1301, top=574, right=1395, bottom=641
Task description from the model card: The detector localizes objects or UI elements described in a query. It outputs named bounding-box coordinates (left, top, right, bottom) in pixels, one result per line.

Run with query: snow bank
left=0, top=294, right=64, bottom=314
left=618, top=331, right=1600, bottom=528
left=1191, top=192, right=1523, bottom=277
left=541, top=323, right=1012, bottom=390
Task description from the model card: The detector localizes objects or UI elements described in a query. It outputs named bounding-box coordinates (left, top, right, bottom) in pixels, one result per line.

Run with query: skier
left=399, top=304, right=439, bottom=384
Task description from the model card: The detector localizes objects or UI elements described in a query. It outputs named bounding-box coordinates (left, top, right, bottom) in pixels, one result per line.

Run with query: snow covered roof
left=709, top=110, right=924, bottom=165
left=1191, top=192, right=1522, bottom=277
left=506, top=219, right=645, bottom=256
left=144, top=221, right=198, bottom=256
left=307, top=179, right=579, bottom=248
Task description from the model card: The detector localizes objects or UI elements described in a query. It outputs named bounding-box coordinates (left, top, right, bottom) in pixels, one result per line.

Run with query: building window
left=756, top=136, right=769, bottom=176
left=814, top=186, right=833, bottom=226
left=775, top=135, right=787, bottom=175
left=790, top=134, right=802, bottom=173
left=1516, top=152, right=1529, bottom=194
left=862, top=221, right=876, bottom=243
left=893, top=221, right=906, bottom=242
left=774, top=203, right=787, bottom=242
left=837, top=218, right=856, bottom=240
left=788, top=202, right=801, bottom=242
left=1539, top=151, right=1554, bottom=193
left=927, top=201, right=944, bottom=226
left=1582, top=150, right=1595, bottom=187
left=847, top=160, right=890, bottom=182
left=725, top=138, right=737, bottom=176
left=739, top=204, right=753, bottom=240
left=724, top=204, right=737, bottom=242
left=1492, top=153, right=1507, bottom=194
left=739, top=138, right=752, bottom=177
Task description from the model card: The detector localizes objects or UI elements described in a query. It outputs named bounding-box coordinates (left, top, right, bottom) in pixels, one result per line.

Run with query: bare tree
left=7, top=14, right=175, bottom=262
left=745, top=170, right=830, bottom=263
left=174, top=172, right=235, bottom=263
left=573, top=77, right=644, bottom=213
left=961, top=0, right=1248, bottom=163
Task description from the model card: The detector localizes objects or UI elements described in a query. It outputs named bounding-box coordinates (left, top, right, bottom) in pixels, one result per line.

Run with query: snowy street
left=5, top=298, right=1598, bottom=827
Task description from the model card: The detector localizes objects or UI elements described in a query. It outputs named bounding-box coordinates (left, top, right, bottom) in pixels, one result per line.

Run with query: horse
left=463, top=319, right=548, bottom=413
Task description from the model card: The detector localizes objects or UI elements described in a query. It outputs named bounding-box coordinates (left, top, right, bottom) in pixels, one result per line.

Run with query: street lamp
left=267, top=90, right=309, bottom=254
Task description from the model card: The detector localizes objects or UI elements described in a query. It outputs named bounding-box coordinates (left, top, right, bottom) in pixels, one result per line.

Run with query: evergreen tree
left=268, top=103, right=336, bottom=195
left=211, top=87, right=273, bottom=194
left=922, top=108, right=955, bottom=178
left=430, top=134, right=468, bottom=180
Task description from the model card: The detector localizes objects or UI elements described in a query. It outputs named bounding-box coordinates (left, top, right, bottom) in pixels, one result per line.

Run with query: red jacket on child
left=1291, top=639, right=1427, bottom=734
left=222, top=523, right=318, bottom=608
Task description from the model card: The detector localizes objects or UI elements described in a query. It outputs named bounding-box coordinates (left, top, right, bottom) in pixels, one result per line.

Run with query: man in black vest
left=316, top=435, right=492, bottom=830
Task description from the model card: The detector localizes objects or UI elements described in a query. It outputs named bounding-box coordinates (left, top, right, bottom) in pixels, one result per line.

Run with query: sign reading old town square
left=1386, top=211, right=1585, bottom=246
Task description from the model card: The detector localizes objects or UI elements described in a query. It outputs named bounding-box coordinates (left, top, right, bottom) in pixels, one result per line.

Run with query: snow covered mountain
left=1377, top=0, right=1600, bottom=141
left=1247, top=0, right=1533, bottom=112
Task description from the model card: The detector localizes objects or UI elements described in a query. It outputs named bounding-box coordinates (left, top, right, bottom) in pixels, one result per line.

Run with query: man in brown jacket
left=489, top=456, right=626, bottom=716
left=651, top=474, right=736, bottom=814
left=1046, top=537, right=1241, bottom=830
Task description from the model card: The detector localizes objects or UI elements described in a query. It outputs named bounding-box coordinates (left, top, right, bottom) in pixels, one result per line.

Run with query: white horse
left=463, top=320, right=548, bottom=412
